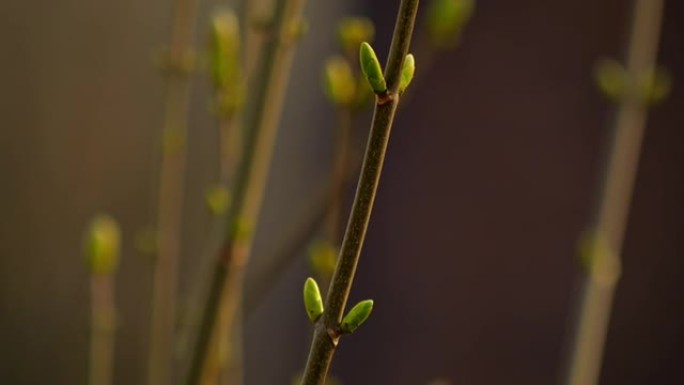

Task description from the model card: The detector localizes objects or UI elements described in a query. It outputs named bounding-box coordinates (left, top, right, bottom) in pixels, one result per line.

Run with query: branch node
left=376, top=91, right=394, bottom=105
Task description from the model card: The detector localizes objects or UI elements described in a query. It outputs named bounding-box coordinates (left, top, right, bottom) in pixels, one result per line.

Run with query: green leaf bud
left=209, top=9, right=246, bottom=116
left=323, top=56, right=357, bottom=106
left=640, top=67, right=671, bottom=105
left=85, top=215, right=121, bottom=275
left=303, top=277, right=324, bottom=322
left=338, top=17, right=375, bottom=55
left=577, top=229, right=620, bottom=285
left=209, top=9, right=241, bottom=91
left=308, top=240, right=338, bottom=278
left=289, top=19, right=309, bottom=40
left=340, top=299, right=373, bottom=333
left=426, top=0, right=474, bottom=48
left=205, top=185, right=231, bottom=216
left=231, top=216, right=252, bottom=243
left=594, top=58, right=627, bottom=100
left=359, top=42, right=387, bottom=94
left=399, top=54, right=416, bottom=94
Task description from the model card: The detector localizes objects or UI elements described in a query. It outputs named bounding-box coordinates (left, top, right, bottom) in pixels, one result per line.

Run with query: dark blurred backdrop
left=1, top=0, right=682, bottom=384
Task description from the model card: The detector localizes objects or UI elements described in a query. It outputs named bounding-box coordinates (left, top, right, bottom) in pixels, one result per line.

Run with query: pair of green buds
left=359, top=42, right=415, bottom=95
left=303, top=278, right=374, bottom=334
left=594, top=58, right=671, bottom=104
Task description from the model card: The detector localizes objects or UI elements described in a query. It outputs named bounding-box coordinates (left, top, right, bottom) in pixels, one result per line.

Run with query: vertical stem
left=89, top=275, right=116, bottom=385
left=564, top=1, right=665, bottom=384
left=185, top=0, right=307, bottom=383
left=301, top=1, right=420, bottom=384
left=201, top=119, right=242, bottom=385
left=147, top=0, right=201, bottom=383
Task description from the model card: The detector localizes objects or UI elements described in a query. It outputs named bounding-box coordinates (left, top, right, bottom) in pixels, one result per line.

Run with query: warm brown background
left=1, top=0, right=682, bottom=384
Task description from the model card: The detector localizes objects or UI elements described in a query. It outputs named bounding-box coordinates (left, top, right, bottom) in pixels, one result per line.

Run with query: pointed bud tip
left=399, top=54, right=416, bottom=93
left=340, top=299, right=374, bottom=333
left=359, top=42, right=387, bottom=94
left=303, top=277, right=324, bottom=323
left=85, top=214, right=121, bottom=275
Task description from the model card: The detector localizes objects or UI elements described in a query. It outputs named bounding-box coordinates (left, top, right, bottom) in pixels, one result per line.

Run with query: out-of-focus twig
left=563, top=1, right=666, bottom=384
left=184, top=0, right=308, bottom=383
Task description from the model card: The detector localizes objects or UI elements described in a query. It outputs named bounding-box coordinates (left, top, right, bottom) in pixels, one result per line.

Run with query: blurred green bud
left=303, top=277, right=324, bottom=322
left=323, top=56, right=357, bottom=106
left=577, top=229, right=620, bottom=285
left=85, top=215, right=121, bottom=275
left=338, top=17, right=375, bottom=54
left=340, top=299, right=373, bottom=333
left=290, top=19, right=309, bottom=40
left=640, top=67, right=672, bottom=105
left=215, top=86, right=245, bottom=116
left=210, top=9, right=246, bottom=116
left=308, top=240, right=338, bottom=278
left=209, top=9, right=241, bottom=91
left=205, top=185, right=231, bottom=216
left=399, top=54, right=416, bottom=94
left=594, top=58, right=627, bottom=100
left=578, top=228, right=597, bottom=271
left=426, top=0, right=474, bottom=48
left=231, top=216, right=252, bottom=243
left=359, top=42, right=387, bottom=94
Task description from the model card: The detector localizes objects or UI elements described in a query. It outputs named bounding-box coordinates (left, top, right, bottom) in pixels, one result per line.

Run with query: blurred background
left=1, top=0, right=683, bottom=384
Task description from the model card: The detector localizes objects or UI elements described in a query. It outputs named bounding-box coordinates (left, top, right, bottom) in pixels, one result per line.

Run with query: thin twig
left=184, top=0, right=308, bottom=383
left=300, top=1, right=420, bottom=383
left=146, top=0, right=201, bottom=383
left=89, top=275, right=116, bottom=385
left=563, top=1, right=665, bottom=384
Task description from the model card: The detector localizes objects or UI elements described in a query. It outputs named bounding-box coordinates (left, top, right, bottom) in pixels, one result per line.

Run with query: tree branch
left=300, top=1, right=420, bottom=383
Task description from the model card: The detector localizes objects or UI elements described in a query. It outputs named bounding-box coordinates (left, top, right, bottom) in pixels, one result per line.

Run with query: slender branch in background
left=147, top=0, right=201, bottom=383
left=563, top=1, right=666, bottom=384
left=85, top=215, right=121, bottom=385
left=184, top=0, right=308, bottom=383
left=300, top=1, right=420, bottom=383
left=201, top=9, right=247, bottom=385
left=90, top=276, right=117, bottom=385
